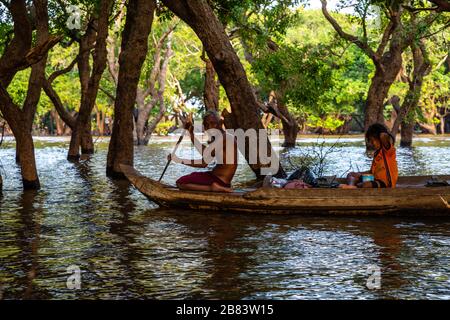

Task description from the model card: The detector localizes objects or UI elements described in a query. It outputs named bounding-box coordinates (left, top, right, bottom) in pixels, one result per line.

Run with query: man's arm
left=168, top=153, right=208, bottom=168
left=380, top=132, right=393, bottom=150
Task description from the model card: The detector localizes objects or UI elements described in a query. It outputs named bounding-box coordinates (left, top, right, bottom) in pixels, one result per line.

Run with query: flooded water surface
left=0, top=136, right=449, bottom=299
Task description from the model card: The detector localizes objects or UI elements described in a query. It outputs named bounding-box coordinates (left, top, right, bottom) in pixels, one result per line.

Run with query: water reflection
left=0, top=136, right=449, bottom=299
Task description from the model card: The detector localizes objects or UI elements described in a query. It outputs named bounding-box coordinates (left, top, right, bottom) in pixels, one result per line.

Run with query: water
left=0, top=135, right=449, bottom=299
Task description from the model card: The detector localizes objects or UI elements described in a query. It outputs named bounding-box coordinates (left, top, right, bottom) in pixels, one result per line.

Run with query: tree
left=107, top=14, right=177, bottom=145
left=216, top=0, right=304, bottom=147
left=106, top=0, right=157, bottom=177
left=0, top=0, right=59, bottom=189
left=161, top=0, right=285, bottom=178
left=43, top=0, right=112, bottom=161
left=321, top=0, right=443, bottom=130
left=201, top=49, right=220, bottom=112
left=391, top=40, right=431, bottom=146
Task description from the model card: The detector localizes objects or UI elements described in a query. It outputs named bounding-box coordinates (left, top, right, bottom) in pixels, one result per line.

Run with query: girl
left=342, top=123, right=398, bottom=189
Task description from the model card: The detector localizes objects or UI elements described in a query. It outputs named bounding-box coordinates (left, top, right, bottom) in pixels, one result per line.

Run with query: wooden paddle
left=158, top=131, right=185, bottom=182
left=158, top=112, right=192, bottom=182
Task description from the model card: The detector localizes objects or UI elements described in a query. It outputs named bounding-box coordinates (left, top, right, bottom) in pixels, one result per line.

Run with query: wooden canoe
left=121, top=165, right=450, bottom=216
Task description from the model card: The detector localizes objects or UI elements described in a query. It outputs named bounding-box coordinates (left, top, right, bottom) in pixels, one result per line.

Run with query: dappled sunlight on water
left=0, top=136, right=449, bottom=299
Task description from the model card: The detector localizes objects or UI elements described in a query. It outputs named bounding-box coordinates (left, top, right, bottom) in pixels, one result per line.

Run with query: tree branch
left=429, top=0, right=450, bottom=12
left=320, top=0, right=378, bottom=62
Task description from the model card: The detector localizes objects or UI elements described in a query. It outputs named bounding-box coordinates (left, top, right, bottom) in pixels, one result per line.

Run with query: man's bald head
left=203, top=110, right=221, bottom=130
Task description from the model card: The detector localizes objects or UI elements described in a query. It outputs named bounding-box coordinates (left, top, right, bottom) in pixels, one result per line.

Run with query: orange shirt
left=370, top=145, right=398, bottom=188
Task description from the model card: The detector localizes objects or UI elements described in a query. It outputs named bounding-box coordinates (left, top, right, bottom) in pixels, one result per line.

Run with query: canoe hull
left=121, top=165, right=450, bottom=216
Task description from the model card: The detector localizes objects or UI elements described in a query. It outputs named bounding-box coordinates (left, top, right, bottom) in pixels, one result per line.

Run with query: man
left=168, top=111, right=238, bottom=192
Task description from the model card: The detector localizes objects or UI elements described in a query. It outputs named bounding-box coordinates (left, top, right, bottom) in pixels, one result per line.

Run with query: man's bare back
left=211, top=131, right=238, bottom=185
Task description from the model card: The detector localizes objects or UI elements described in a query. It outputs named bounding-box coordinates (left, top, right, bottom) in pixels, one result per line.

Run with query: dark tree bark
left=274, top=90, right=298, bottom=148
left=162, top=0, right=285, bottom=178
left=0, top=0, right=55, bottom=190
left=400, top=121, right=414, bottom=147
left=106, top=0, right=157, bottom=178
left=202, top=50, right=220, bottom=111
left=429, top=0, right=450, bottom=11
left=445, top=51, right=450, bottom=74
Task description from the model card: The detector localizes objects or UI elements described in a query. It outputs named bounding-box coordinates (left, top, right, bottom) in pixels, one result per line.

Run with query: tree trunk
left=135, top=98, right=151, bottom=145
left=95, top=107, right=105, bottom=136
left=276, top=93, right=298, bottom=148
left=67, top=0, right=111, bottom=160
left=400, top=121, right=414, bottom=147
left=0, top=0, right=53, bottom=190
left=365, top=51, right=403, bottom=130
left=50, top=109, right=64, bottom=135
left=106, top=0, right=156, bottom=178
left=15, top=131, right=40, bottom=188
left=202, top=53, right=220, bottom=111
left=439, top=115, right=446, bottom=134
left=161, top=0, right=284, bottom=178
left=132, top=24, right=174, bottom=146
left=419, top=122, right=437, bottom=135
left=391, top=42, right=431, bottom=146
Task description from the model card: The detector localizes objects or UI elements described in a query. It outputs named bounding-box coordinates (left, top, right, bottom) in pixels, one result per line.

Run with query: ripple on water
left=0, top=137, right=449, bottom=299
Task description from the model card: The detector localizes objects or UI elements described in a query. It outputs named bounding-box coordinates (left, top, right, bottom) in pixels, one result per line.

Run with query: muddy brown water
left=0, top=136, right=449, bottom=299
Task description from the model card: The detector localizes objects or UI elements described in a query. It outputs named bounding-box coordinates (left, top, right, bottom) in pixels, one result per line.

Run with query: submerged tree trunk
left=14, top=130, right=41, bottom=188
left=162, top=0, right=284, bottom=178
left=106, top=0, right=157, bottom=177
left=67, top=0, right=111, bottom=160
left=391, top=41, right=431, bottom=147
left=400, top=121, right=414, bottom=147
left=0, top=0, right=54, bottom=190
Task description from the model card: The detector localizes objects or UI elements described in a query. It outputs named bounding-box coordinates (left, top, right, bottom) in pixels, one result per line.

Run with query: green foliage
left=306, top=115, right=345, bottom=131
left=154, top=120, right=174, bottom=136
left=1, top=1, right=448, bottom=136
left=253, top=43, right=334, bottom=106
left=252, top=9, right=374, bottom=131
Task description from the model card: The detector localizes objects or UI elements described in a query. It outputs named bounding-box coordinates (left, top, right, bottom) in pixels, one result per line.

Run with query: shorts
left=176, top=172, right=231, bottom=188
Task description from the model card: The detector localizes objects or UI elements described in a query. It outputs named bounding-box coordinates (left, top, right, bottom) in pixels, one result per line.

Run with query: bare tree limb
left=320, top=0, right=378, bottom=62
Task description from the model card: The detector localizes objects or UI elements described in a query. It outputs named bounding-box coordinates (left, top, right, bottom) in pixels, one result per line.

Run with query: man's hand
left=167, top=153, right=180, bottom=163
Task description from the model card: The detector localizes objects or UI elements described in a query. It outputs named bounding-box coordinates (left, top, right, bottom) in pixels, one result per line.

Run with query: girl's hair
left=365, top=123, right=394, bottom=141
